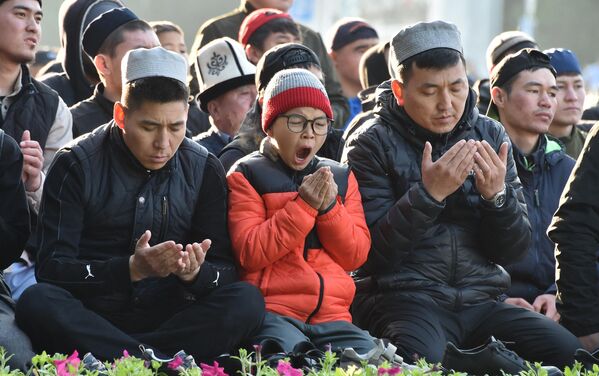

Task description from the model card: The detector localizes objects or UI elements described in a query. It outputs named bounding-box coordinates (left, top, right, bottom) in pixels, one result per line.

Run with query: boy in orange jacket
left=227, top=69, right=379, bottom=359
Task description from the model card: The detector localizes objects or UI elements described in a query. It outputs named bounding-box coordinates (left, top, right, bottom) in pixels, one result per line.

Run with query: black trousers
left=15, top=282, right=265, bottom=361
left=353, top=293, right=581, bottom=368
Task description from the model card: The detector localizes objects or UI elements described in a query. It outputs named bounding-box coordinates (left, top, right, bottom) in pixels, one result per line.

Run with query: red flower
left=378, top=366, right=402, bottom=376
left=168, top=356, right=184, bottom=370
left=200, top=361, right=229, bottom=376
left=54, top=351, right=81, bottom=376
left=277, top=360, right=302, bottom=376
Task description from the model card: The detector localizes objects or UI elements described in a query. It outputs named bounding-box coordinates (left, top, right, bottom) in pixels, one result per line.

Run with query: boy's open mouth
left=295, top=146, right=312, bottom=163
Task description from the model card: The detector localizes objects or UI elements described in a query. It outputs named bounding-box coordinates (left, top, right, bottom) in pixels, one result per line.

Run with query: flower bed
left=0, top=347, right=596, bottom=376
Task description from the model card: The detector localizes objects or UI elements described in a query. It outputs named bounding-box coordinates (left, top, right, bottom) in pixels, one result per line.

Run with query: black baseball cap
left=487, top=48, right=556, bottom=119
left=328, top=18, right=378, bottom=52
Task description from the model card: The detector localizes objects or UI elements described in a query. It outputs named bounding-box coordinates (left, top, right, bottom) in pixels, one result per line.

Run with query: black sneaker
left=339, top=338, right=416, bottom=369
left=81, top=352, right=108, bottom=375
left=140, top=346, right=197, bottom=374
left=258, top=339, right=288, bottom=367
left=442, top=337, right=563, bottom=376
left=574, top=348, right=599, bottom=371
left=288, top=341, right=325, bottom=371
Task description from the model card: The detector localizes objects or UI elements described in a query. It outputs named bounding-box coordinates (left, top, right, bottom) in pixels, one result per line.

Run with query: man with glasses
left=226, top=68, right=389, bottom=362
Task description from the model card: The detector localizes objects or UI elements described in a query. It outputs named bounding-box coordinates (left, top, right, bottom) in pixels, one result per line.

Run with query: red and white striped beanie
left=261, top=68, right=333, bottom=133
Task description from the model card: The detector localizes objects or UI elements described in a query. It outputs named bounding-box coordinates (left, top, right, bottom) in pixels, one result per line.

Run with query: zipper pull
left=534, top=189, right=540, bottom=207
left=162, top=196, right=167, bottom=215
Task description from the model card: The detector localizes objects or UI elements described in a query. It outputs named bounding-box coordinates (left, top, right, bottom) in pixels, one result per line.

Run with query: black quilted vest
left=0, top=65, right=58, bottom=149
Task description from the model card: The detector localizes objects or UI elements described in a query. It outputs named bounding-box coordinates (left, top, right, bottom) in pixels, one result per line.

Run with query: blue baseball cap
left=544, top=48, right=582, bottom=76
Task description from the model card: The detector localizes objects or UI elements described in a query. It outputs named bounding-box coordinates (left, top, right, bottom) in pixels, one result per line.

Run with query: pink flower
left=254, top=344, right=263, bottom=363
left=168, top=356, right=184, bottom=370
left=122, top=350, right=130, bottom=358
left=277, top=360, right=302, bottom=376
left=378, top=366, right=402, bottom=376
left=200, top=361, right=228, bottom=376
left=54, top=351, right=81, bottom=376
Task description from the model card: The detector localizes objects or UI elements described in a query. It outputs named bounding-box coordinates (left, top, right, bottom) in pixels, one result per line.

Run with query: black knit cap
left=255, top=43, right=321, bottom=93
left=82, top=7, right=139, bottom=58
left=487, top=48, right=556, bottom=118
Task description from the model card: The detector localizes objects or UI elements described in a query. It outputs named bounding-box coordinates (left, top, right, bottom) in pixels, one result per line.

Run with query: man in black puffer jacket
left=343, top=21, right=579, bottom=369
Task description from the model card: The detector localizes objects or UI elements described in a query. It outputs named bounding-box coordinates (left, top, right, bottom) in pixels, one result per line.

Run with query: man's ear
left=245, top=44, right=262, bottom=65
left=114, top=102, right=126, bottom=130
left=491, top=86, right=506, bottom=109
left=329, top=50, right=338, bottom=65
left=391, top=79, right=404, bottom=106
left=94, top=54, right=111, bottom=78
left=207, top=100, right=219, bottom=120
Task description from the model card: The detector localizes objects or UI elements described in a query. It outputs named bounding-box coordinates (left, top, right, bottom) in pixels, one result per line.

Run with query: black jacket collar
left=375, top=85, right=477, bottom=152
left=512, top=134, right=567, bottom=173
left=260, top=136, right=319, bottom=183
left=92, top=84, right=115, bottom=117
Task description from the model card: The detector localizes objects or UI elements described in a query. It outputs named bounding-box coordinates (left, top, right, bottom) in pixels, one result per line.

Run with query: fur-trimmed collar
left=259, top=135, right=280, bottom=163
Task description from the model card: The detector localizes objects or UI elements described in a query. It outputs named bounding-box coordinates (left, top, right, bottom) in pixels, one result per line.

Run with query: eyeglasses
left=277, top=114, right=333, bottom=135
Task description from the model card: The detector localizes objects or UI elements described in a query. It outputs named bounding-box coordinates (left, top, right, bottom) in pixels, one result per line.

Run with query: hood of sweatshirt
left=57, top=0, right=123, bottom=100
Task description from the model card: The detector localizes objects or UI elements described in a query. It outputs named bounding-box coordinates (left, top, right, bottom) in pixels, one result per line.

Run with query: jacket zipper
left=449, top=226, right=461, bottom=310
left=306, top=272, right=324, bottom=324
left=303, top=242, right=325, bottom=324
left=158, top=196, right=168, bottom=242
left=532, top=169, right=540, bottom=269
left=449, top=226, right=457, bottom=287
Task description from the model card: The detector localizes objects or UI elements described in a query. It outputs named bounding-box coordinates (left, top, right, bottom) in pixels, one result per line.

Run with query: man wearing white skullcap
left=16, top=46, right=265, bottom=369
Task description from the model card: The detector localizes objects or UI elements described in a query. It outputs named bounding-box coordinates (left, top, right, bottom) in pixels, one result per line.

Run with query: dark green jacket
left=557, top=123, right=590, bottom=159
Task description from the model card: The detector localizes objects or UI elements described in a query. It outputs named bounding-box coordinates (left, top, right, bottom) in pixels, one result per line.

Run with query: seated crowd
left=3, top=0, right=599, bottom=373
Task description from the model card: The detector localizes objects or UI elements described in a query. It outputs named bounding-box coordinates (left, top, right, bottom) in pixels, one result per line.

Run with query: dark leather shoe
left=574, top=348, right=599, bottom=371
left=442, top=337, right=563, bottom=376
left=288, top=341, right=325, bottom=371
left=258, top=338, right=287, bottom=367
